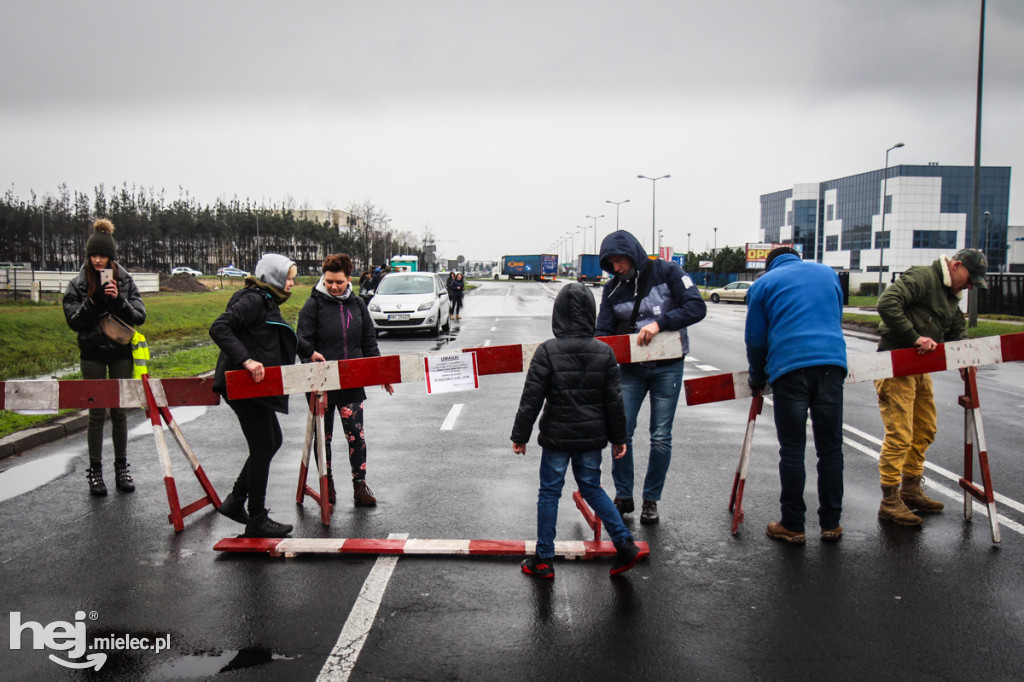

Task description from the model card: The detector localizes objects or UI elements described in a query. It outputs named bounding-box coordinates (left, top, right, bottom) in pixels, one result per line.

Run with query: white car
left=171, top=266, right=203, bottom=277
left=217, top=266, right=249, bottom=278
left=368, top=272, right=451, bottom=336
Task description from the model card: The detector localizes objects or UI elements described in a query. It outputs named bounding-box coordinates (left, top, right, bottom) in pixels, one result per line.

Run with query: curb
left=0, top=411, right=89, bottom=460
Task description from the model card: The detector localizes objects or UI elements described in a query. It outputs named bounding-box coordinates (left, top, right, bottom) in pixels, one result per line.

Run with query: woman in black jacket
left=211, top=253, right=298, bottom=537
left=63, top=219, right=146, bottom=496
left=297, top=254, right=393, bottom=506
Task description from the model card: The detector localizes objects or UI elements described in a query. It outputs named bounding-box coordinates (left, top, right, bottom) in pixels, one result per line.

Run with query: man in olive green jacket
left=874, top=249, right=988, bottom=525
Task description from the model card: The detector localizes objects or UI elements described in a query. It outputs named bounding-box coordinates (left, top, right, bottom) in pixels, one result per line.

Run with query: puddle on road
left=0, top=450, right=77, bottom=504
left=127, top=405, right=209, bottom=438
left=148, top=647, right=295, bottom=679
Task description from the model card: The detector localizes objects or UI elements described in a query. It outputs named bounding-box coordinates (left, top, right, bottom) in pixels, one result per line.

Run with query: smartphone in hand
left=100, top=269, right=114, bottom=286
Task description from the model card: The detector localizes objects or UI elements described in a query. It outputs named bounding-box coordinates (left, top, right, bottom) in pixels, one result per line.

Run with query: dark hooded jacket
left=210, top=285, right=297, bottom=413
left=594, top=230, right=706, bottom=357
left=63, top=262, right=147, bottom=359
left=511, top=283, right=627, bottom=451
left=296, top=280, right=380, bottom=404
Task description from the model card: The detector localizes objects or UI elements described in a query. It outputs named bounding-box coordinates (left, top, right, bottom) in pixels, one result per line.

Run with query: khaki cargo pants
left=875, top=374, right=937, bottom=487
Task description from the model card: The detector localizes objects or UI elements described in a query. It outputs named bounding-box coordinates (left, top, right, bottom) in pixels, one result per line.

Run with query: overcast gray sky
left=2, top=0, right=1022, bottom=264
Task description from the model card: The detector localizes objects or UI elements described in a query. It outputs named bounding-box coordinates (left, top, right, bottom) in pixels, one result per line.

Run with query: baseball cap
left=953, top=249, right=988, bottom=289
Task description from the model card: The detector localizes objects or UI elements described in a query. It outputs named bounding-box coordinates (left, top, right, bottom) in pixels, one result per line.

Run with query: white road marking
left=842, top=435, right=1024, bottom=536
left=441, top=404, right=464, bottom=431
left=696, top=365, right=719, bottom=372
left=842, top=424, right=1024, bottom=517
left=483, top=339, right=492, bottom=347
left=317, top=532, right=409, bottom=682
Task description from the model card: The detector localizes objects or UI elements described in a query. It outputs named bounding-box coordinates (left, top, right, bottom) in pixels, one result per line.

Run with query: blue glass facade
left=760, top=165, right=1012, bottom=272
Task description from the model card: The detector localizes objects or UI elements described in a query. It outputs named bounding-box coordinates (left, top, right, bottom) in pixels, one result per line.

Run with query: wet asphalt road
left=2, top=280, right=1024, bottom=681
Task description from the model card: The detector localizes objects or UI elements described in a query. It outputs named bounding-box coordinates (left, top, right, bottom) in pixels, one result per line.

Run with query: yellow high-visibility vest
left=131, top=331, right=149, bottom=379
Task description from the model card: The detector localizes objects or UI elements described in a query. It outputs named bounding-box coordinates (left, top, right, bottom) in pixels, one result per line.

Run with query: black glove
left=90, top=286, right=109, bottom=311
left=748, top=377, right=767, bottom=395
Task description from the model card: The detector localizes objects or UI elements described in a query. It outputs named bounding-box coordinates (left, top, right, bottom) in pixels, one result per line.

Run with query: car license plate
left=388, top=314, right=410, bottom=321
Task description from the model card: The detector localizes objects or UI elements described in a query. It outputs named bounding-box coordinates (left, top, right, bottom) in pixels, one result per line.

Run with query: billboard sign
left=746, top=242, right=804, bottom=269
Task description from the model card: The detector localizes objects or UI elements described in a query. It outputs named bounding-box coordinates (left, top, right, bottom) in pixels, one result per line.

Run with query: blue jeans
left=612, top=360, right=685, bottom=502
left=536, top=448, right=633, bottom=559
left=772, top=365, right=845, bottom=532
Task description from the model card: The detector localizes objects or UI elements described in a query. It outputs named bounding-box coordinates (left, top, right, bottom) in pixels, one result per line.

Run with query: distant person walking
left=745, top=247, right=847, bottom=544
left=63, top=219, right=147, bottom=496
left=297, top=253, right=393, bottom=506
left=874, top=249, right=988, bottom=526
left=449, top=272, right=465, bottom=319
left=512, top=283, right=646, bottom=577
left=594, top=230, right=707, bottom=524
left=211, top=253, right=298, bottom=537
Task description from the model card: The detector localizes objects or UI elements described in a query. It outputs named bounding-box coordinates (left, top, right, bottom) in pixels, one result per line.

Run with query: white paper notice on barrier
left=424, top=352, right=480, bottom=394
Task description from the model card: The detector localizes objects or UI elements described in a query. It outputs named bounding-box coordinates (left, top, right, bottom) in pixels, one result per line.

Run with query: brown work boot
left=900, top=475, right=944, bottom=514
left=353, top=479, right=377, bottom=507
left=766, top=521, right=806, bottom=544
left=878, top=485, right=922, bottom=526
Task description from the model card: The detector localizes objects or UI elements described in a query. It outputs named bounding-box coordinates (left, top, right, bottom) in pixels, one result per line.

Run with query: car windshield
left=376, top=275, right=435, bottom=295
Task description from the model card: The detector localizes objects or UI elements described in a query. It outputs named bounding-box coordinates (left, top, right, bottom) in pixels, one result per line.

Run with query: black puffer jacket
left=296, top=284, right=380, bottom=403
left=63, top=263, right=147, bottom=358
left=511, top=283, right=627, bottom=451
left=210, top=286, right=297, bottom=413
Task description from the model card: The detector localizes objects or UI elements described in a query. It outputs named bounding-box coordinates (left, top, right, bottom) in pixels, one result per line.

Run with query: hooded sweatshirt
left=510, top=283, right=627, bottom=451
left=594, top=230, right=706, bottom=357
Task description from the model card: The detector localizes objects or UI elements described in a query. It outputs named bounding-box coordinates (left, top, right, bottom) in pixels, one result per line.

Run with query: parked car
left=707, top=280, right=752, bottom=304
left=171, top=266, right=203, bottom=277
left=217, top=266, right=249, bottom=278
left=367, top=271, right=451, bottom=336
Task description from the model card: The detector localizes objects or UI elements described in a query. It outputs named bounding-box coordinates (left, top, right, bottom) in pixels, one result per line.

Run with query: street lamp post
left=638, top=174, right=670, bottom=254
left=605, top=200, right=629, bottom=232
left=877, top=142, right=906, bottom=294
left=713, top=227, right=718, bottom=255
left=585, top=214, right=604, bottom=253
left=565, top=230, right=579, bottom=272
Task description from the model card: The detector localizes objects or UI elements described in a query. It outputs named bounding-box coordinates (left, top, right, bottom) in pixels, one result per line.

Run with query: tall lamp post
left=565, top=230, right=579, bottom=271
left=638, top=174, right=670, bottom=254
left=585, top=214, right=604, bottom=252
left=713, top=227, right=718, bottom=255
left=605, top=200, right=629, bottom=232
left=877, top=142, right=906, bottom=294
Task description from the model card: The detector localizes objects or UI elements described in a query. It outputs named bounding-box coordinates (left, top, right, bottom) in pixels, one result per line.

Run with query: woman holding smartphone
left=63, top=219, right=147, bottom=496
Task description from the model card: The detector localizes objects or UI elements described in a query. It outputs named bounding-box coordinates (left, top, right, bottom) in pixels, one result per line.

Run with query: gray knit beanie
left=255, top=253, right=296, bottom=290
left=86, top=219, right=117, bottom=260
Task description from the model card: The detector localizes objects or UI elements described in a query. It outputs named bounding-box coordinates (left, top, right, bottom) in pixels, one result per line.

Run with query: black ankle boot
left=218, top=492, right=250, bottom=524
left=245, top=510, right=293, bottom=538
left=114, top=461, right=135, bottom=493
left=86, top=467, right=107, bottom=496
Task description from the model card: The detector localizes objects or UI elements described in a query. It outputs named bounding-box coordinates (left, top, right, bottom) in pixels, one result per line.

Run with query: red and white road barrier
left=214, top=536, right=650, bottom=559
left=959, top=367, right=1000, bottom=543
left=1, top=377, right=219, bottom=412
left=1, top=375, right=221, bottom=533
left=296, top=392, right=332, bottom=525
left=139, top=375, right=222, bottom=532
left=225, top=332, right=683, bottom=400
left=684, top=332, right=1024, bottom=406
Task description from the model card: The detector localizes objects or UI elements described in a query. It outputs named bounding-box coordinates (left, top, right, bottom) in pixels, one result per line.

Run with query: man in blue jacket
left=745, top=247, right=847, bottom=544
left=595, top=231, right=707, bottom=524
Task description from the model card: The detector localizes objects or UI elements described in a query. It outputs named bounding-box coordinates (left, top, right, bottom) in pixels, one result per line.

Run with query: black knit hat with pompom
left=86, top=219, right=117, bottom=259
